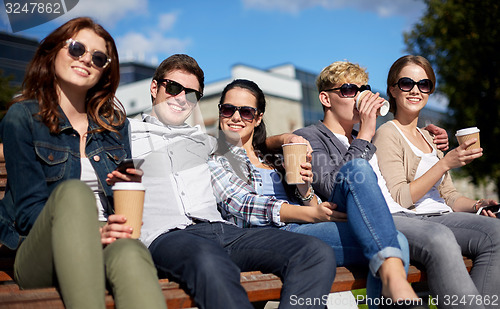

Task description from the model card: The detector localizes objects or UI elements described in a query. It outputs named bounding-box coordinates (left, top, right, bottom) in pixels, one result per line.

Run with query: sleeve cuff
left=271, top=200, right=286, bottom=227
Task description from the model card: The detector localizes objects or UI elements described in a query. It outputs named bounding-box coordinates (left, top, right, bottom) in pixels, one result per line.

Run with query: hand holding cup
left=112, top=182, right=145, bottom=239
left=356, top=90, right=390, bottom=116
left=455, top=127, right=480, bottom=150
left=282, top=143, right=308, bottom=185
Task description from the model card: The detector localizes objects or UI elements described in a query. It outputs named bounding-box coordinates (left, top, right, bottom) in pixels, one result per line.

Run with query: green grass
left=350, top=289, right=437, bottom=308
left=350, top=289, right=368, bottom=309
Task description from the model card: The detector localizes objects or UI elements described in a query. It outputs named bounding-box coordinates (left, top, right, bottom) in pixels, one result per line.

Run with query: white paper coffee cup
left=356, top=90, right=390, bottom=116
left=455, top=127, right=480, bottom=150
left=112, top=182, right=145, bottom=239
left=282, top=143, right=307, bottom=185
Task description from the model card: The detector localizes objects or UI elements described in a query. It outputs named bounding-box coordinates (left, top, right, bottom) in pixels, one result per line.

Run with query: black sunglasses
left=65, top=39, right=111, bottom=69
left=156, top=79, right=203, bottom=104
left=324, top=84, right=371, bottom=98
left=393, top=77, right=433, bottom=94
left=218, top=103, right=258, bottom=121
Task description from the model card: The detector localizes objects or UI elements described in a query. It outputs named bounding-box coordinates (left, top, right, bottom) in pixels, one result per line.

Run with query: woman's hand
left=311, top=201, right=347, bottom=222
left=100, top=214, right=133, bottom=245
left=441, top=139, right=482, bottom=170
left=106, top=168, right=143, bottom=186
left=357, top=91, right=384, bottom=142
left=477, top=199, right=499, bottom=218
left=297, top=152, right=314, bottom=190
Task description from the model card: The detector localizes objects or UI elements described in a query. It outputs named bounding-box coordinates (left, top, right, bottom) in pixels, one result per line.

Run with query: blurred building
left=117, top=62, right=449, bottom=137
left=0, top=32, right=39, bottom=86
left=119, top=62, right=156, bottom=85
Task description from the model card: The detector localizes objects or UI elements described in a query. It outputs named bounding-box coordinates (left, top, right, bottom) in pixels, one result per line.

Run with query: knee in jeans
left=479, top=220, right=500, bottom=253
left=340, top=159, right=376, bottom=182
left=105, top=239, right=152, bottom=269
left=419, top=225, right=461, bottom=258
left=294, top=236, right=336, bottom=270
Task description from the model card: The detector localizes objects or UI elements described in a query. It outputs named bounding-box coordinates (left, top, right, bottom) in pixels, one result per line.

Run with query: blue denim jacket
left=0, top=100, right=131, bottom=249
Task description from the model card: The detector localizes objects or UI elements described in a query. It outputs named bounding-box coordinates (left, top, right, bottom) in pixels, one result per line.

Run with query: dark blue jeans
left=284, top=159, right=407, bottom=308
left=149, top=222, right=336, bottom=309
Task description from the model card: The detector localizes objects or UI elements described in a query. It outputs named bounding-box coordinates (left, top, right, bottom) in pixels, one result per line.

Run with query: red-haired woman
left=0, top=17, right=166, bottom=309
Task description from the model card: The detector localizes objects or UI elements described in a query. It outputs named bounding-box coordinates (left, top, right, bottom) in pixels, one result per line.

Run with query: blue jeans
left=149, top=222, right=336, bottom=309
left=283, top=159, right=409, bottom=308
left=394, top=212, right=500, bottom=309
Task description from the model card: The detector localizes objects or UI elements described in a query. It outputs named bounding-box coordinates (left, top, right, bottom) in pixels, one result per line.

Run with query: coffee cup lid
left=455, top=127, right=480, bottom=136
left=112, top=182, right=145, bottom=191
left=282, top=143, right=308, bottom=147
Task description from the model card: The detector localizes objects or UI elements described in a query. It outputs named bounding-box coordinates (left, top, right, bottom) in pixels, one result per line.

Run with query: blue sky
left=1, top=0, right=446, bottom=108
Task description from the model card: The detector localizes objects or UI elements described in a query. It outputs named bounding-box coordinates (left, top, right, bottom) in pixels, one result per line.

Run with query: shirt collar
left=141, top=113, right=191, bottom=130
left=57, top=106, right=100, bottom=132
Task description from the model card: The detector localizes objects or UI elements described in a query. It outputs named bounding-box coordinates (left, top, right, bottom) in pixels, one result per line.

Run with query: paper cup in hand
left=282, top=143, right=307, bottom=185
left=356, top=90, right=390, bottom=116
left=112, top=182, right=145, bottom=239
left=455, top=127, right=480, bottom=150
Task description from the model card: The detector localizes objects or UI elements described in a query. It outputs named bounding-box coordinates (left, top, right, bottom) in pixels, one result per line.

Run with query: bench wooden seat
left=0, top=259, right=473, bottom=309
left=0, top=161, right=474, bottom=308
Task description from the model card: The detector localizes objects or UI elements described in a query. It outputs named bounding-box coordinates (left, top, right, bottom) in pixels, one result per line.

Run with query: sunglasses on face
left=218, top=103, right=258, bottom=121
left=324, top=84, right=371, bottom=98
left=65, top=39, right=111, bottom=69
left=156, top=79, right=203, bottom=104
left=393, top=77, right=433, bottom=94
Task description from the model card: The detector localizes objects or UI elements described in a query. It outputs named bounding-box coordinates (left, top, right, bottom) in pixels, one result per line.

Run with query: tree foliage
left=405, top=0, right=500, bottom=193
left=0, top=70, right=19, bottom=121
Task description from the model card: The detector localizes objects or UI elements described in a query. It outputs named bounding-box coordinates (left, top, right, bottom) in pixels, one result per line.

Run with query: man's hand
left=425, top=124, right=449, bottom=151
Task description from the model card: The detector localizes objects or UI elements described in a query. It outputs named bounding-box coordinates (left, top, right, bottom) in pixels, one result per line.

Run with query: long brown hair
left=12, top=17, right=125, bottom=133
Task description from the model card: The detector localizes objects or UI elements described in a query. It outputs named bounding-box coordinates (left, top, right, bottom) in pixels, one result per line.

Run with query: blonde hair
left=316, top=61, right=369, bottom=92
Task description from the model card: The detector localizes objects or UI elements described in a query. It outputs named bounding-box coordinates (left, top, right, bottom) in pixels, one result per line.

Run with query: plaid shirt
left=209, top=144, right=285, bottom=228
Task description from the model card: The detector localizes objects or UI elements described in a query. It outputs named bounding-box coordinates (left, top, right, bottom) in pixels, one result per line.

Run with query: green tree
left=405, top=0, right=500, bottom=194
left=0, top=70, right=19, bottom=121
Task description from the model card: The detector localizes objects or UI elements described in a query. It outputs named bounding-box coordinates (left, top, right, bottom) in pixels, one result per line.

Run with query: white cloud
left=117, top=31, right=191, bottom=65
left=242, top=0, right=426, bottom=21
left=63, top=0, right=148, bottom=28
left=158, top=12, right=178, bottom=32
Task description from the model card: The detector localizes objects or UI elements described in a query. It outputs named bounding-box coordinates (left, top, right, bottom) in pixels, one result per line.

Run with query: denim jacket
left=0, top=100, right=131, bottom=249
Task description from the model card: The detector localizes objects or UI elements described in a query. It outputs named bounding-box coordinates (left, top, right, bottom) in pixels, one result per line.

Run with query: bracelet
left=295, top=187, right=315, bottom=202
left=473, top=199, right=484, bottom=212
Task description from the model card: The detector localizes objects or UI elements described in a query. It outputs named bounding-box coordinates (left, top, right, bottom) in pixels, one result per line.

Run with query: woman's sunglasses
left=323, top=84, right=371, bottom=98
left=65, top=39, right=111, bottom=69
left=393, top=77, right=433, bottom=94
left=219, top=103, right=258, bottom=121
left=156, top=79, right=203, bottom=104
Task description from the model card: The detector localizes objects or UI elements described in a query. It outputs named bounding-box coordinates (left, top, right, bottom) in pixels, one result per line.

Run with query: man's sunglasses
left=65, top=39, right=111, bottom=69
left=324, top=84, right=371, bottom=98
left=218, top=103, right=258, bottom=121
left=393, top=77, right=433, bottom=94
left=156, top=79, right=203, bottom=104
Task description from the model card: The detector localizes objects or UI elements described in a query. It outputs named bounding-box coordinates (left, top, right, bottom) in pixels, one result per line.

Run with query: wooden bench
left=0, top=161, right=473, bottom=308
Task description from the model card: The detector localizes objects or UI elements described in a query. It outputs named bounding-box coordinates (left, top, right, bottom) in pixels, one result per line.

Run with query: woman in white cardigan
left=373, top=55, right=500, bottom=309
